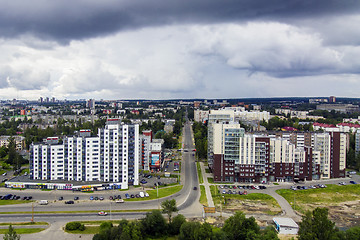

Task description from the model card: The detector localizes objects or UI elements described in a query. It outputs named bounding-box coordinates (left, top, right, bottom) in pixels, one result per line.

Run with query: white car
left=98, top=211, right=108, bottom=216
left=145, top=192, right=149, bottom=197
left=115, top=199, right=124, bottom=203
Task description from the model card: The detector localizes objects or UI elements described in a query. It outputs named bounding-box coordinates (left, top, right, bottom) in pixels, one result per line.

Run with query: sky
left=1, top=0, right=360, bottom=100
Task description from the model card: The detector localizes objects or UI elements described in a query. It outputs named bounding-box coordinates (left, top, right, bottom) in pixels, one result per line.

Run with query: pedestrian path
left=199, top=162, right=215, bottom=207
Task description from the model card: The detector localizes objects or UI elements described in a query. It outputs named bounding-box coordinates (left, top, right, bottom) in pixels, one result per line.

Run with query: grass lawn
left=207, top=177, right=214, bottom=183
left=0, top=222, right=48, bottom=226
left=199, top=185, right=208, bottom=206
left=0, top=228, right=45, bottom=234
left=125, top=185, right=183, bottom=201
left=197, top=162, right=203, bottom=184
left=205, top=168, right=210, bottom=173
left=276, top=184, right=360, bottom=213
left=0, top=200, right=34, bottom=205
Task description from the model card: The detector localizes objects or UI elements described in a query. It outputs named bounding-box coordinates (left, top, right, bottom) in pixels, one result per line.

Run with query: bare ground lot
left=276, top=184, right=360, bottom=228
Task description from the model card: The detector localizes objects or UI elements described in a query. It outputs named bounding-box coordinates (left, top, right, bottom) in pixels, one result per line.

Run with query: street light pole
left=110, top=202, right=112, bottom=221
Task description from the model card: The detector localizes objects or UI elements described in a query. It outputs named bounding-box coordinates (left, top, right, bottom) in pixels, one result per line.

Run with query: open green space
left=0, top=228, right=45, bottom=234
left=196, top=162, right=203, bottom=184
left=276, top=184, right=360, bottom=213
left=0, top=222, right=48, bottom=226
left=205, top=168, right=210, bottom=173
left=0, top=200, right=34, bottom=205
left=207, top=177, right=214, bottom=183
left=125, top=185, right=183, bottom=202
left=199, top=185, right=207, bottom=206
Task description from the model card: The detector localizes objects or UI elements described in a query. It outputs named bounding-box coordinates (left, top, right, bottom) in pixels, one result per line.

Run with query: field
left=276, top=184, right=360, bottom=227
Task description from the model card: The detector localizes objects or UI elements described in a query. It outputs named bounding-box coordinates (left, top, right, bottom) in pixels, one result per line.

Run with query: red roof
left=313, top=122, right=336, bottom=128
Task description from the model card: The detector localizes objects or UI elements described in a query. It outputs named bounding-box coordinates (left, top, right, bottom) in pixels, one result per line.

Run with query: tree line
left=192, top=121, right=207, bottom=159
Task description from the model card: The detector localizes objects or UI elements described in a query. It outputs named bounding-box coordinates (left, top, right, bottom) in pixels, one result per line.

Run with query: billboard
left=151, top=153, right=160, bottom=167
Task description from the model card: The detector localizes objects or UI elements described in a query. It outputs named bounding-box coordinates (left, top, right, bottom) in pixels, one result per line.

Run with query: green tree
left=3, top=225, right=20, bottom=240
left=179, top=221, right=201, bottom=240
left=141, top=210, right=167, bottom=237
left=222, top=211, right=260, bottom=240
left=161, top=199, right=179, bottom=223
left=298, top=207, right=338, bottom=240
left=168, top=214, right=186, bottom=235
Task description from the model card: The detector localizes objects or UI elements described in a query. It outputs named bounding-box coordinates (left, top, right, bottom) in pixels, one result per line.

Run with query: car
left=22, top=196, right=28, bottom=200
left=135, top=194, right=140, bottom=198
left=147, top=175, right=152, bottom=179
left=140, top=179, right=147, bottom=184
left=115, top=199, right=124, bottom=203
left=99, top=196, right=104, bottom=201
left=109, top=196, right=113, bottom=200
left=58, top=196, right=63, bottom=201
left=2, top=172, right=6, bottom=176
left=350, top=181, right=357, bottom=184
left=94, top=197, right=99, bottom=200
left=90, top=196, right=94, bottom=200
left=130, top=194, right=135, bottom=198
left=339, top=182, right=346, bottom=185
left=98, top=211, right=108, bottom=216
left=125, top=193, right=130, bottom=199
left=145, top=192, right=149, bottom=197
left=290, top=186, right=297, bottom=190
left=117, top=195, right=121, bottom=199
left=16, top=196, right=20, bottom=200
left=74, top=196, right=79, bottom=200
left=27, top=196, right=32, bottom=200
left=193, top=187, right=197, bottom=190
left=222, top=190, right=226, bottom=194
left=65, top=200, right=74, bottom=204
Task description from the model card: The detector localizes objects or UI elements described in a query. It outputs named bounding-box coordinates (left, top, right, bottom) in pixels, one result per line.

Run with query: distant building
left=329, top=96, right=336, bottom=103
left=316, top=104, right=360, bottom=114
left=194, top=110, right=209, bottom=122
left=0, top=136, right=26, bottom=151
left=86, top=99, right=95, bottom=109
left=309, top=98, right=328, bottom=104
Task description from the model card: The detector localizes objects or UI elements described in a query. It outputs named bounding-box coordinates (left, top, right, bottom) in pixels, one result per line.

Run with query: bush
left=100, top=222, right=113, bottom=231
left=78, top=224, right=85, bottom=231
left=65, top=222, right=82, bottom=231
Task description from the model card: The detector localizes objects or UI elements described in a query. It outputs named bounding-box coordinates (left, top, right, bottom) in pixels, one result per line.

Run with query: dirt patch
left=300, top=200, right=360, bottom=228
left=223, top=199, right=282, bottom=216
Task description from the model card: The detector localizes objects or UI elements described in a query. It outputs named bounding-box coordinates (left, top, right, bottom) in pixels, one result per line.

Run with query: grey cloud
left=0, top=0, right=359, bottom=43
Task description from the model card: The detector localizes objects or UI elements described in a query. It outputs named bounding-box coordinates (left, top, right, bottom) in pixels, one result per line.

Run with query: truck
left=39, top=200, right=48, bottom=205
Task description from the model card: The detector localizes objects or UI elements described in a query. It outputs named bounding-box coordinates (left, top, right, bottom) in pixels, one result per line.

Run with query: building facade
left=211, top=123, right=346, bottom=183
left=30, top=119, right=140, bottom=189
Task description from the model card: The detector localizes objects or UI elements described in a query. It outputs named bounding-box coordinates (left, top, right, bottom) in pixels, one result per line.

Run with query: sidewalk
left=199, top=162, right=215, bottom=207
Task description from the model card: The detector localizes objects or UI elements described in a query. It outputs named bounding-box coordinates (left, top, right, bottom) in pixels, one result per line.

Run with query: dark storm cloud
left=0, top=0, right=359, bottom=43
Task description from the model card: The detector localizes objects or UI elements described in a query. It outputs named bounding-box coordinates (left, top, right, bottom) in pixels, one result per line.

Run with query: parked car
left=74, top=196, right=79, bottom=200
left=58, top=196, right=63, bottom=201
left=65, top=200, right=74, bottom=204
left=99, top=196, right=104, bottom=201
left=98, top=211, right=108, bottom=216
left=125, top=193, right=130, bottom=199
left=339, top=182, right=346, bottom=185
left=115, top=199, right=124, bottom=203
left=145, top=192, right=149, bottom=197
left=193, top=187, right=197, bottom=190
left=90, top=196, right=94, bottom=200
left=350, top=181, right=357, bottom=184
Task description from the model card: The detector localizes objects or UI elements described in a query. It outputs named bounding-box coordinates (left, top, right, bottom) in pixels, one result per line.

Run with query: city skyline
left=0, top=1, right=360, bottom=100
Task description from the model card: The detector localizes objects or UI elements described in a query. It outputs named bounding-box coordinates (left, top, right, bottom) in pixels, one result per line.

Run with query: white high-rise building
left=30, top=119, right=140, bottom=189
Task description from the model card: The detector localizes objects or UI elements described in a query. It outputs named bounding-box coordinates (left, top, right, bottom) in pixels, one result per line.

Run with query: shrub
left=65, top=222, right=82, bottom=231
